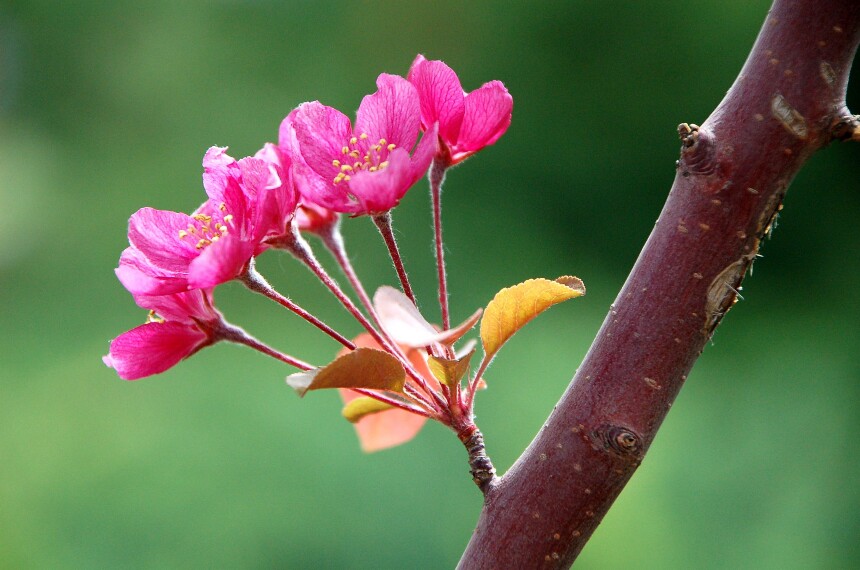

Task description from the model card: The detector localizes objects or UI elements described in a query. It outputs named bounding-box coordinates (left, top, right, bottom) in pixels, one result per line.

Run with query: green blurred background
left=2, top=1, right=858, bottom=568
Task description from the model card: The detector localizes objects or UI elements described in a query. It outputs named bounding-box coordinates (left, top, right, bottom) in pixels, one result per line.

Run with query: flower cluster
left=105, top=56, right=578, bottom=463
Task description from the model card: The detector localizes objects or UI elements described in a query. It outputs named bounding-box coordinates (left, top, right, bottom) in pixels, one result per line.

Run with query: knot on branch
left=831, top=114, right=860, bottom=142
left=677, top=123, right=717, bottom=176
left=591, top=424, right=644, bottom=461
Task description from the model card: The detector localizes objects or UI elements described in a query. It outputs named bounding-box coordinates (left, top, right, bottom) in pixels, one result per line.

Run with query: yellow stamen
left=341, top=164, right=353, bottom=172
left=341, top=146, right=349, bottom=155
left=359, top=133, right=368, bottom=140
left=332, top=159, right=341, bottom=167
left=387, top=143, right=396, bottom=151
left=349, top=136, right=358, bottom=145
left=178, top=230, right=188, bottom=239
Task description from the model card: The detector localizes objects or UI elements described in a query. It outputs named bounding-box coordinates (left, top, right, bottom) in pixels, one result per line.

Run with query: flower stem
left=372, top=211, right=417, bottom=305
left=238, top=259, right=355, bottom=350
left=218, top=322, right=314, bottom=371
left=353, top=388, right=433, bottom=418
left=275, top=226, right=447, bottom=412
left=430, top=157, right=451, bottom=330
left=316, top=218, right=386, bottom=334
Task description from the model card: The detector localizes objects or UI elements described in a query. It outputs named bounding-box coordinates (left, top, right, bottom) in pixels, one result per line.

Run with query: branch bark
left=458, top=1, right=860, bottom=567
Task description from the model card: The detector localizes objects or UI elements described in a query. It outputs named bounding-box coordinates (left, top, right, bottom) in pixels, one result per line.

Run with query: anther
left=349, top=136, right=358, bottom=145
left=359, top=133, right=368, bottom=140
left=387, top=143, right=396, bottom=151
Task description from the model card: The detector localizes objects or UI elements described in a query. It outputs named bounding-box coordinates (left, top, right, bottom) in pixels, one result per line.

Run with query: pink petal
left=104, top=321, right=208, bottom=380
left=127, top=208, right=198, bottom=271
left=187, top=233, right=254, bottom=289
left=116, top=262, right=187, bottom=296
left=407, top=56, right=465, bottom=145
left=116, top=246, right=189, bottom=296
left=340, top=388, right=428, bottom=452
left=355, top=74, right=421, bottom=152
left=277, top=108, right=301, bottom=155
left=292, top=102, right=353, bottom=179
left=292, top=160, right=359, bottom=214
left=133, top=289, right=219, bottom=323
left=347, top=149, right=413, bottom=214
left=202, top=147, right=240, bottom=203
left=406, top=122, right=438, bottom=186
left=456, top=80, right=513, bottom=153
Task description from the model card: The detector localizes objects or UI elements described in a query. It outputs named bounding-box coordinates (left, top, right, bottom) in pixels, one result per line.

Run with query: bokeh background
left=2, top=1, right=858, bottom=568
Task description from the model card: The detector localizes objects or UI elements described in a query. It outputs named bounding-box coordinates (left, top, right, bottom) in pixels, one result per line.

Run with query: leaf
left=480, top=276, right=586, bottom=359
left=340, top=389, right=428, bottom=452
left=341, top=397, right=395, bottom=423
left=373, top=286, right=482, bottom=347
left=285, top=348, right=406, bottom=397
left=427, top=349, right=475, bottom=388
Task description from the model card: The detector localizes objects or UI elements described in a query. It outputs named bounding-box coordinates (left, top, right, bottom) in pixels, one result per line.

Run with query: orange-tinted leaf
left=340, top=388, right=428, bottom=452
left=341, top=397, right=395, bottom=423
left=480, top=276, right=586, bottom=359
left=427, top=350, right=475, bottom=388
left=286, top=348, right=405, bottom=396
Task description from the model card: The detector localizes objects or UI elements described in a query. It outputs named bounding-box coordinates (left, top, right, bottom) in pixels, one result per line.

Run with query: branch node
left=830, top=113, right=860, bottom=142
left=591, top=424, right=644, bottom=461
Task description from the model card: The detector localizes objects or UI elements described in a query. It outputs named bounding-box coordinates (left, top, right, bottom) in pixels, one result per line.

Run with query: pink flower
left=282, top=74, right=438, bottom=215
left=407, top=55, right=512, bottom=165
left=103, top=289, right=224, bottom=380
left=116, top=147, right=298, bottom=296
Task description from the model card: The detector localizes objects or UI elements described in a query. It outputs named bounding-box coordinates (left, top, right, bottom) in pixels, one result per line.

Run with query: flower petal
left=292, top=101, right=353, bottom=179
left=292, top=160, right=359, bottom=214
left=187, top=233, right=254, bottom=289
left=347, top=149, right=413, bottom=214
left=115, top=247, right=189, bottom=296
left=355, top=74, right=420, bottom=152
left=104, top=321, right=208, bottom=380
left=407, top=56, right=465, bottom=144
left=127, top=208, right=198, bottom=271
left=456, top=80, right=513, bottom=154
left=134, top=289, right=219, bottom=323
left=406, top=122, right=438, bottom=186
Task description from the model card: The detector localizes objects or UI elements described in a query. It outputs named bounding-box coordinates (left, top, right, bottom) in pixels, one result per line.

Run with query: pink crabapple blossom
left=281, top=73, right=438, bottom=215
left=115, top=147, right=298, bottom=296
left=408, top=55, right=512, bottom=165
left=103, top=289, right=224, bottom=380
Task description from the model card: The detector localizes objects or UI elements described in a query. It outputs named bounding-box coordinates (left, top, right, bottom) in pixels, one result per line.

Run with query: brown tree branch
left=458, top=1, right=860, bottom=567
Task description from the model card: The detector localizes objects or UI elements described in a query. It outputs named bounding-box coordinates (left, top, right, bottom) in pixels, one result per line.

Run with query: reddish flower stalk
left=238, top=260, right=355, bottom=350
left=273, top=226, right=448, bottom=412
left=218, top=323, right=314, bottom=371
left=429, top=157, right=451, bottom=330
left=371, top=211, right=417, bottom=305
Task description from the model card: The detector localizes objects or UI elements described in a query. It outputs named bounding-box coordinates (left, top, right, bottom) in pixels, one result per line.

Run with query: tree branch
left=458, top=1, right=860, bottom=567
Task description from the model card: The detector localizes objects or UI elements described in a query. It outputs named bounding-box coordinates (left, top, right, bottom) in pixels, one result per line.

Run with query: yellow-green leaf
left=285, top=348, right=406, bottom=396
left=427, top=350, right=475, bottom=388
left=341, top=397, right=395, bottom=423
left=480, top=276, right=586, bottom=359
